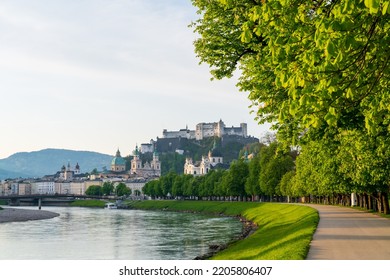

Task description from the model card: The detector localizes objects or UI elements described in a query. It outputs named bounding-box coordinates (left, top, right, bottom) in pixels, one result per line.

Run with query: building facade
left=163, top=120, right=248, bottom=140
left=184, top=147, right=223, bottom=176
left=130, top=146, right=161, bottom=178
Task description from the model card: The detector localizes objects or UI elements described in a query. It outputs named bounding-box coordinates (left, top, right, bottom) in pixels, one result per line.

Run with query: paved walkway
left=306, top=204, right=390, bottom=260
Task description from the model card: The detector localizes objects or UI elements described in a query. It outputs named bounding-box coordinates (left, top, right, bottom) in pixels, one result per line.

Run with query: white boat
left=104, top=203, right=117, bottom=209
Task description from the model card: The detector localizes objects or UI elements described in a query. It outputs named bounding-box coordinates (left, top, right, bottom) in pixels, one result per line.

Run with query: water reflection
left=0, top=206, right=242, bottom=260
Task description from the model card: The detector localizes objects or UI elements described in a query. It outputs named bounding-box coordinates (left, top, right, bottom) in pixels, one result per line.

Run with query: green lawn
left=127, top=200, right=319, bottom=260
left=69, top=199, right=107, bottom=208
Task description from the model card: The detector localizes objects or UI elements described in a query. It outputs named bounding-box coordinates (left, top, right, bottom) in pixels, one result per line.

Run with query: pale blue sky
left=0, top=0, right=270, bottom=159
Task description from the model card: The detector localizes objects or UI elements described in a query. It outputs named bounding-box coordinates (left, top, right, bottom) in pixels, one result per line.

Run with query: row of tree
left=85, top=182, right=131, bottom=197
left=144, top=135, right=390, bottom=213
left=189, top=0, right=390, bottom=214
left=143, top=142, right=295, bottom=201
left=281, top=135, right=390, bottom=214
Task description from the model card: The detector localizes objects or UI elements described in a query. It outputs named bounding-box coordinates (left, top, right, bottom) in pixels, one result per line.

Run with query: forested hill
left=0, top=137, right=260, bottom=179
left=0, top=149, right=112, bottom=179
left=153, top=135, right=260, bottom=174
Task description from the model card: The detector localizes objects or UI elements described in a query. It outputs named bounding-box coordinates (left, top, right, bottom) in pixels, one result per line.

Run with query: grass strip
left=127, top=200, right=318, bottom=260
left=69, top=199, right=107, bottom=208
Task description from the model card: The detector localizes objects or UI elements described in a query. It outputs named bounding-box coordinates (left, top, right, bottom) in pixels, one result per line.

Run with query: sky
left=0, top=0, right=270, bottom=159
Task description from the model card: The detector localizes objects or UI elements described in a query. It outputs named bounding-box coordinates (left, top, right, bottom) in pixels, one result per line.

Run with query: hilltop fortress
left=162, top=119, right=247, bottom=140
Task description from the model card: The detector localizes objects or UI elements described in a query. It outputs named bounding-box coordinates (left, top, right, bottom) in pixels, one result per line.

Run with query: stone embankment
left=194, top=216, right=258, bottom=260
left=0, top=207, right=59, bottom=223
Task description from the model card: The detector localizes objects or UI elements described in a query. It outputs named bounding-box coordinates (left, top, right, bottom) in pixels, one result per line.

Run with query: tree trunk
left=377, top=193, right=383, bottom=213
left=359, top=194, right=363, bottom=208
left=382, top=192, right=389, bottom=215
left=362, top=194, right=366, bottom=209
left=368, top=194, right=373, bottom=210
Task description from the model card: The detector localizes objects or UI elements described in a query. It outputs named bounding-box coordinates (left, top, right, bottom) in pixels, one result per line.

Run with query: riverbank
left=0, top=207, right=60, bottom=223
left=126, top=201, right=319, bottom=260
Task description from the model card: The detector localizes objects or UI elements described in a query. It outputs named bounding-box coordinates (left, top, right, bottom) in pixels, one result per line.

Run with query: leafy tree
left=279, top=170, right=296, bottom=201
left=102, top=182, right=114, bottom=196
left=220, top=159, right=249, bottom=199
left=191, top=0, right=390, bottom=145
left=337, top=130, right=390, bottom=213
left=292, top=140, right=351, bottom=204
left=115, top=182, right=131, bottom=197
left=85, top=185, right=102, bottom=196
left=172, top=175, right=184, bottom=197
left=203, top=170, right=225, bottom=199
left=160, top=172, right=177, bottom=196
left=143, top=180, right=162, bottom=198
left=245, top=152, right=262, bottom=200
left=191, top=0, right=390, bottom=211
left=259, top=142, right=294, bottom=200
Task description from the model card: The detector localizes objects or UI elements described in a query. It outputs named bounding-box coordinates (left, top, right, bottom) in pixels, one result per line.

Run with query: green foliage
left=85, top=185, right=103, bottom=196
left=102, top=182, right=114, bottom=196
left=157, top=137, right=254, bottom=174
left=115, top=182, right=131, bottom=196
left=127, top=200, right=319, bottom=260
left=245, top=153, right=262, bottom=198
left=70, top=200, right=106, bottom=208
left=191, top=0, right=390, bottom=143
left=143, top=140, right=294, bottom=201
left=222, top=159, right=249, bottom=197
left=191, top=0, right=390, bottom=212
left=159, top=153, right=186, bottom=175
left=259, top=142, right=294, bottom=197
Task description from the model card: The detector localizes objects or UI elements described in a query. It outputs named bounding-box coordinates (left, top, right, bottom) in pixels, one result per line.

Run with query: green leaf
left=289, top=101, right=299, bottom=115
left=383, top=1, right=390, bottom=14
left=325, top=40, right=336, bottom=57
left=346, top=88, right=354, bottom=99
left=324, top=112, right=337, bottom=126
left=240, top=29, right=252, bottom=43
left=364, top=0, right=380, bottom=14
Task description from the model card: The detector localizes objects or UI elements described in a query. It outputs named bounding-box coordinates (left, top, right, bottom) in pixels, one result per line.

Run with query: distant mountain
left=0, top=148, right=113, bottom=180
left=0, top=168, right=29, bottom=180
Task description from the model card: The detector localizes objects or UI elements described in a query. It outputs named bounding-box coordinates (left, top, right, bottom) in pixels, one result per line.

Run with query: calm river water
left=0, top=206, right=242, bottom=260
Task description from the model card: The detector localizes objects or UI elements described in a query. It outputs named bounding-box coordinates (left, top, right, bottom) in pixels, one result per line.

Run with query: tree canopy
left=190, top=0, right=390, bottom=213
left=191, top=0, right=390, bottom=144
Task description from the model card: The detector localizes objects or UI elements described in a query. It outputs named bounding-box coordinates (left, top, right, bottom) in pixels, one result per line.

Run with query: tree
left=220, top=159, right=249, bottom=199
left=292, top=140, right=351, bottom=203
left=85, top=185, right=102, bottom=196
left=191, top=0, right=390, bottom=144
left=245, top=152, right=262, bottom=200
left=337, top=130, right=390, bottom=213
left=259, top=142, right=294, bottom=200
left=172, top=175, right=184, bottom=198
left=191, top=0, right=390, bottom=211
left=115, top=182, right=131, bottom=197
left=102, top=182, right=114, bottom=196
left=279, top=170, right=296, bottom=201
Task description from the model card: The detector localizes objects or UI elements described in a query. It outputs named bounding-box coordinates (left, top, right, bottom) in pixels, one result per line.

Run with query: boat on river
left=104, top=203, right=117, bottom=209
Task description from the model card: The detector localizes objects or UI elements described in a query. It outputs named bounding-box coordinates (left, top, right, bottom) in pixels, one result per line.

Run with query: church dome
left=111, top=149, right=126, bottom=166
left=111, top=157, right=126, bottom=166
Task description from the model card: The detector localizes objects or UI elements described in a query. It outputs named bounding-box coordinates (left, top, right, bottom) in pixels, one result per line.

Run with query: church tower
left=131, top=145, right=142, bottom=175
left=151, top=150, right=161, bottom=177
left=64, top=162, right=73, bottom=181
left=75, top=162, right=80, bottom=175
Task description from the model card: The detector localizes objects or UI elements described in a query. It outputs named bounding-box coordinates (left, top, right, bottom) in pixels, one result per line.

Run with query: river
left=0, top=206, right=242, bottom=260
